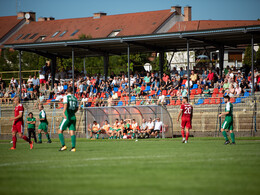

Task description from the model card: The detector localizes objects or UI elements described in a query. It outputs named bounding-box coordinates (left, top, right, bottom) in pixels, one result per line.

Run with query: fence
left=0, top=95, right=259, bottom=137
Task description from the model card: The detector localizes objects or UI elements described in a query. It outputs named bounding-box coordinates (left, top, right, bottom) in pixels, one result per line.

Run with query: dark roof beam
left=126, top=41, right=164, bottom=52
left=187, top=37, right=237, bottom=49
left=69, top=45, right=121, bottom=56
left=17, top=48, right=67, bottom=59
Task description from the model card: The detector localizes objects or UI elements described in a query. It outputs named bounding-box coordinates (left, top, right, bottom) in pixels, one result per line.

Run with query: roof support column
left=51, top=56, right=56, bottom=89
left=159, top=51, right=164, bottom=80
left=219, top=45, right=224, bottom=77
left=186, top=40, right=190, bottom=100
left=127, top=44, right=131, bottom=106
left=72, top=48, right=75, bottom=94
left=19, top=50, right=22, bottom=100
left=251, top=34, right=255, bottom=94
left=103, top=53, right=109, bottom=82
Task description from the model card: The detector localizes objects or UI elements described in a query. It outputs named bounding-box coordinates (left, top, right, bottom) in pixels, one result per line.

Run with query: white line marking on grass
left=0, top=155, right=172, bottom=167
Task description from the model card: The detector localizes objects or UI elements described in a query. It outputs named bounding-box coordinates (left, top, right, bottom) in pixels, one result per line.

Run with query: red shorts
left=12, top=122, right=24, bottom=133
left=181, top=118, right=192, bottom=129
left=40, top=79, right=46, bottom=84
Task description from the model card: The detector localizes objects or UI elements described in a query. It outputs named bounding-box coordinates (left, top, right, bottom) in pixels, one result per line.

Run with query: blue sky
left=0, top=0, right=260, bottom=20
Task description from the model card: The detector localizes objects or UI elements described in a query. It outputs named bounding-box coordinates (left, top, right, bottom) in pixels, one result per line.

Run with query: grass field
left=0, top=137, right=260, bottom=195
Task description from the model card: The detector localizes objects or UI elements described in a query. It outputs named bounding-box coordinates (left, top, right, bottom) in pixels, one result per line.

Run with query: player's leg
left=181, top=120, right=186, bottom=143
left=43, top=124, right=51, bottom=143
left=38, top=123, right=43, bottom=143
left=68, top=119, right=76, bottom=151
left=221, top=120, right=230, bottom=144
left=58, top=118, right=69, bottom=151
left=18, top=125, right=33, bottom=149
left=32, top=129, right=37, bottom=143
left=185, top=128, right=190, bottom=143
left=10, top=130, right=17, bottom=149
left=229, top=122, right=235, bottom=144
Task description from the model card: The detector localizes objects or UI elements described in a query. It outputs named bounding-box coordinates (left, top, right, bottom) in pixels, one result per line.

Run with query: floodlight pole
left=72, top=48, right=75, bottom=94
left=187, top=39, right=190, bottom=100
left=251, top=35, right=254, bottom=94
left=127, top=44, right=130, bottom=105
left=19, top=50, right=22, bottom=99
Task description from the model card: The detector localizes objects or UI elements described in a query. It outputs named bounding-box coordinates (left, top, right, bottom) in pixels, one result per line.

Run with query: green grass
left=0, top=138, right=260, bottom=195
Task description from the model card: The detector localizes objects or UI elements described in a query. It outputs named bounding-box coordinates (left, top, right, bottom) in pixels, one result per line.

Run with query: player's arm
left=10, top=111, right=23, bottom=121
left=219, top=111, right=229, bottom=117
left=177, top=110, right=182, bottom=122
left=63, top=103, right=67, bottom=119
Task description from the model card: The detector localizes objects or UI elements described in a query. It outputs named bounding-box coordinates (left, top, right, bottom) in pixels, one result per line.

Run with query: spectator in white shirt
left=152, top=117, right=166, bottom=138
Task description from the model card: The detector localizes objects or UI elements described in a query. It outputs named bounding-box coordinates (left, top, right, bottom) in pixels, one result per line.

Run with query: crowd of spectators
left=0, top=63, right=260, bottom=107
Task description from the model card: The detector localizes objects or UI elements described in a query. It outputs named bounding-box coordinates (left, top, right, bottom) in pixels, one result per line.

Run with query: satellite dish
left=25, top=13, right=31, bottom=19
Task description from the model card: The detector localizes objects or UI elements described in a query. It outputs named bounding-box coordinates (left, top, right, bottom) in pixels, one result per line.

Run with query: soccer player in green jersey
left=58, top=87, right=78, bottom=152
left=219, top=95, right=236, bottom=145
left=38, top=104, right=52, bottom=143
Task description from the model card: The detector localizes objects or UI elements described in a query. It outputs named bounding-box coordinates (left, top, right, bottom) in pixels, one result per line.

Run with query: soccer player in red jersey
left=177, top=97, right=193, bottom=143
left=9, top=97, right=33, bottom=150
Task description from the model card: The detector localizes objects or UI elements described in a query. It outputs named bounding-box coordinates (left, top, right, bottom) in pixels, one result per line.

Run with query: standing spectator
left=0, top=77, right=6, bottom=90
left=10, top=77, right=17, bottom=89
left=27, top=112, right=37, bottom=143
left=39, top=67, right=46, bottom=89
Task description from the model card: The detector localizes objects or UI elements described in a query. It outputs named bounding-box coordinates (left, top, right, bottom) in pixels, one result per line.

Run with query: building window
left=29, top=33, right=38, bottom=39
left=108, top=30, right=121, bottom=37
left=22, top=33, right=31, bottom=40
left=70, top=29, right=79, bottom=36
left=228, top=52, right=242, bottom=62
left=59, top=30, right=67, bottom=37
left=15, top=34, right=23, bottom=40
left=51, top=31, right=60, bottom=38
left=35, top=36, right=46, bottom=42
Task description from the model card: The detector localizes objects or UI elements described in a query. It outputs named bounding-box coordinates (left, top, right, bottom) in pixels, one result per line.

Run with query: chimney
left=47, top=17, right=55, bottom=21
left=184, top=6, right=192, bottom=21
left=17, top=12, right=25, bottom=19
left=171, top=6, right=182, bottom=15
left=38, top=17, right=47, bottom=21
left=93, top=12, right=107, bottom=19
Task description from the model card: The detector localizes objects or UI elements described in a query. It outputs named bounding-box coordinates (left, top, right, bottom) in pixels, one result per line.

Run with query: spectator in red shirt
left=207, top=69, right=214, bottom=81
left=162, top=73, right=169, bottom=83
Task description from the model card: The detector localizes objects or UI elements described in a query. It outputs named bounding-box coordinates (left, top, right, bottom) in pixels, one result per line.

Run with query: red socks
left=12, top=136, right=17, bottom=148
left=22, top=135, right=30, bottom=143
left=181, top=130, right=185, bottom=138
left=186, top=132, right=189, bottom=141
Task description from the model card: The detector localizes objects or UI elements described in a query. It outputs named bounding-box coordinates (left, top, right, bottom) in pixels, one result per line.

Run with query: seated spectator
left=223, top=79, right=230, bottom=92
left=228, top=84, right=235, bottom=97
left=235, top=84, right=242, bottom=97
left=172, top=77, right=179, bottom=90
left=181, top=86, right=188, bottom=97
left=133, top=84, right=141, bottom=97
left=10, top=77, right=17, bottom=89
left=107, top=95, right=113, bottom=107
left=185, top=79, right=193, bottom=89
left=240, top=78, right=248, bottom=94
left=32, top=75, right=40, bottom=87
left=190, top=70, right=198, bottom=83
left=157, top=91, right=165, bottom=105
left=80, top=94, right=88, bottom=107
left=207, top=69, right=214, bottom=84
left=203, top=86, right=211, bottom=97
left=27, top=75, right=33, bottom=85
left=27, top=84, right=34, bottom=99
left=202, top=70, right=208, bottom=80
left=144, top=73, right=151, bottom=86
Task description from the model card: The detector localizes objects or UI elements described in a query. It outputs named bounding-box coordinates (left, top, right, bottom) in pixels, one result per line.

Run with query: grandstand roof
left=169, top=20, right=260, bottom=32
left=3, top=8, right=260, bottom=58
left=5, top=9, right=174, bottom=45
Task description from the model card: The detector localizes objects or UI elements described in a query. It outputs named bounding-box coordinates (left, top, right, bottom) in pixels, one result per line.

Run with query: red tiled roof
left=169, top=20, right=260, bottom=32
left=6, top=9, right=173, bottom=44
left=0, top=16, right=24, bottom=39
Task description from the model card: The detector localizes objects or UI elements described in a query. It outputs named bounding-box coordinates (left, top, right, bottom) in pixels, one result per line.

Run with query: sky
left=0, top=0, right=260, bottom=21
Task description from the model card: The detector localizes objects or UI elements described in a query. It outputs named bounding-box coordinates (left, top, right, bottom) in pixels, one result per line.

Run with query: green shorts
left=222, top=119, right=233, bottom=130
left=38, top=123, right=48, bottom=132
left=59, top=117, right=76, bottom=131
